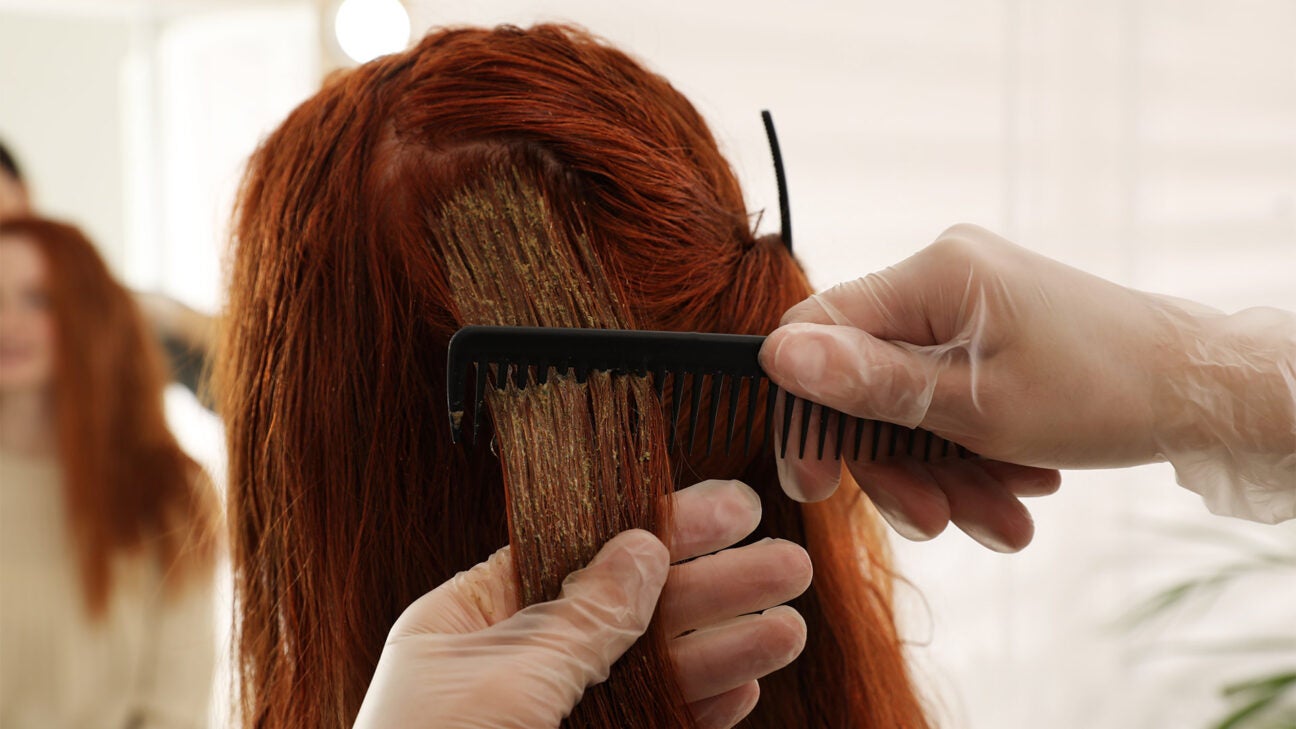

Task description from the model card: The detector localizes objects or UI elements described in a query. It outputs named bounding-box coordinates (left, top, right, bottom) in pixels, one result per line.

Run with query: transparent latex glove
left=353, top=479, right=811, bottom=729
left=760, top=224, right=1296, bottom=550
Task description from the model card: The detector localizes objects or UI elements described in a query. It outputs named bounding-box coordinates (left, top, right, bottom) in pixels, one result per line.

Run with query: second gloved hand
left=760, top=224, right=1295, bottom=549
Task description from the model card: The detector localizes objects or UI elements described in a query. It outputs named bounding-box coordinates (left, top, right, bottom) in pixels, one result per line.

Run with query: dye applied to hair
left=438, top=167, right=692, bottom=726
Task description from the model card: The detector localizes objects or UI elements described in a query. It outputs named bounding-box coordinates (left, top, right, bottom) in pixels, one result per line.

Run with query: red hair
left=0, top=216, right=219, bottom=616
left=221, top=24, right=928, bottom=727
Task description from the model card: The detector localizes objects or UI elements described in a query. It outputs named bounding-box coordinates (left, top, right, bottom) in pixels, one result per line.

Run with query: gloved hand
left=761, top=223, right=1296, bottom=550
left=353, top=479, right=812, bottom=729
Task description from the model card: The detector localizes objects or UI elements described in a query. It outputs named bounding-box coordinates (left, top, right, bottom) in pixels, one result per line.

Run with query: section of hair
left=436, top=166, right=626, bottom=328
left=437, top=166, right=691, bottom=725
left=493, top=373, right=688, bottom=725
left=0, top=217, right=219, bottom=616
left=220, top=23, right=931, bottom=729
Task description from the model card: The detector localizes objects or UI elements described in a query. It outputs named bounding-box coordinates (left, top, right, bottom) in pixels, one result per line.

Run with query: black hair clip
left=760, top=110, right=792, bottom=252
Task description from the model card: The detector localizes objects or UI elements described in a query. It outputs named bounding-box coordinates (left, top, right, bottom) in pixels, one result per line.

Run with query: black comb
left=446, top=325, right=972, bottom=461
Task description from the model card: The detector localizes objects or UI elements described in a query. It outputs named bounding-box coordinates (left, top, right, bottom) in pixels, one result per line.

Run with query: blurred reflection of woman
left=0, top=216, right=221, bottom=729
left=0, top=139, right=215, bottom=403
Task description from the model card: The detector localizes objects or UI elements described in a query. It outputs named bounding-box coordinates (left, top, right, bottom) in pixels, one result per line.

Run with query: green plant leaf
left=1211, top=671, right=1296, bottom=729
left=1119, top=558, right=1296, bottom=631
left=1223, top=672, right=1296, bottom=699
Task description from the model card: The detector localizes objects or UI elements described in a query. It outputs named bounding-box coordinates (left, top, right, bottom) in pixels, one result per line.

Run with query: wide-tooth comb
left=446, top=325, right=973, bottom=461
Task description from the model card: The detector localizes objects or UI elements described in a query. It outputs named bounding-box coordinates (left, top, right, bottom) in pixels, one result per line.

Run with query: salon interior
left=1, top=1, right=1293, bottom=727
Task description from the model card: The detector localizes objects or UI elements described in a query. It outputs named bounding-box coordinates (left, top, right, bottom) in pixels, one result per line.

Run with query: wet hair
left=0, top=216, right=219, bottom=616
left=220, top=24, right=929, bottom=728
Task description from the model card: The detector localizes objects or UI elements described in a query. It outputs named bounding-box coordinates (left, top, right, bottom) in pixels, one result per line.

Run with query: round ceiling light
left=334, top=0, right=410, bottom=65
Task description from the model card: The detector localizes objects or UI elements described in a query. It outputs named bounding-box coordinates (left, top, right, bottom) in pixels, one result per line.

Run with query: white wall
left=0, top=11, right=134, bottom=268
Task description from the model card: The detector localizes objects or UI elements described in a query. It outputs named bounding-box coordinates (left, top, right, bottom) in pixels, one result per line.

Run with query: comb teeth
left=446, top=326, right=972, bottom=462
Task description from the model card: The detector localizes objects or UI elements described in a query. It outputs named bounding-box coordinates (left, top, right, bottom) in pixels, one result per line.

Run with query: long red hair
left=0, top=216, right=219, bottom=616
left=221, top=24, right=928, bottom=727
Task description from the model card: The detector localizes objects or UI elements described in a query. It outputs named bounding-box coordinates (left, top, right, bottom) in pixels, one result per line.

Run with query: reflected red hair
left=221, top=24, right=928, bottom=728
left=0, top=217, right=219, bottom=616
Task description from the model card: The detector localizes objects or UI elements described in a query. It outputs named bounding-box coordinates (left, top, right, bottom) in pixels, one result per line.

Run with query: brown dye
left=438, top=170, right=626, bottom=329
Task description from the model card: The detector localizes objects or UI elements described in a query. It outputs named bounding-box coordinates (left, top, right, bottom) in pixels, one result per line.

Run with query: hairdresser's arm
left=354, top=479, right=810, bottom=729
left=761, top=224, right=1296, bottom=551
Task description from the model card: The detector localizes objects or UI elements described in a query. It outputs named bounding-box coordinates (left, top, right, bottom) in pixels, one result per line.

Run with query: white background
left=1, top=1, right=1293, bottom=726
